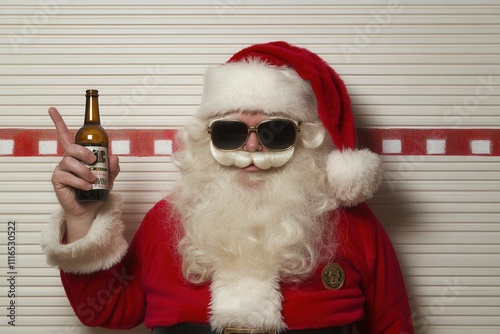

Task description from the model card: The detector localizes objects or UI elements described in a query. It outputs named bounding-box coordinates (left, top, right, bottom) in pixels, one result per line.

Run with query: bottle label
left=82, top=146, right=109, bottom=190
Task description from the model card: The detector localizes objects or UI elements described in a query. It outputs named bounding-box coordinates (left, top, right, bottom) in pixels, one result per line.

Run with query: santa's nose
left=242, top=132, right=262, bottom=152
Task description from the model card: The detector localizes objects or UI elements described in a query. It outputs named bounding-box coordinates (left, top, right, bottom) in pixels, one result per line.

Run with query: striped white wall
left=1, top=1, right=499, bottom=333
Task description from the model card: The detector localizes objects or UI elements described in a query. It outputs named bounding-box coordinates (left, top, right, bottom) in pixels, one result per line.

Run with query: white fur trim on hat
left=326, top=149, right=384, bottom=207
left=40, top=193, right=128, bottom=274
left=199, top=59, right=317, bottom=121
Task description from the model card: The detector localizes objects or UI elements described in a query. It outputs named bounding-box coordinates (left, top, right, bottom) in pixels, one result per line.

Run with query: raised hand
left=49, top=107, right=120, bottom=241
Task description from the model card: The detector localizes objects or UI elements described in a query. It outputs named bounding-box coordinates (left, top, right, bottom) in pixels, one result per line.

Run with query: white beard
left=170, top=129, right=338, bottom=331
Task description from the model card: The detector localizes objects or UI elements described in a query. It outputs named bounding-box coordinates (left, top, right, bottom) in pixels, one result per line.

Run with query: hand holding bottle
left=49, top=107, right=120, bottom=242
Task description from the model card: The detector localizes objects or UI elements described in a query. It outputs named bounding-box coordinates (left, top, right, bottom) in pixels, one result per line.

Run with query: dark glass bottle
left=75, top=89, right=109, bottom=202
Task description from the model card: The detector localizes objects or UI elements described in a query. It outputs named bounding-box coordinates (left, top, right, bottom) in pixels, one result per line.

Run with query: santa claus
left=41, top=41, right=414, bottom=334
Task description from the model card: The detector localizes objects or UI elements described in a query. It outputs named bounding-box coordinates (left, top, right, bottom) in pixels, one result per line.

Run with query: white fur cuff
left=40, top=194, right=128, bottom=274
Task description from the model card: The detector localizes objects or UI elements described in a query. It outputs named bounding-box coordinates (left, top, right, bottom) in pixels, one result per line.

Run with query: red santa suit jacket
left=43, top=195, right=414, bottom=333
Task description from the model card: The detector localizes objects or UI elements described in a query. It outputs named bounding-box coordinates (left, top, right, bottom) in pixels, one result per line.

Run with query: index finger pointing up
left=48, top=107, right=73, bottom=150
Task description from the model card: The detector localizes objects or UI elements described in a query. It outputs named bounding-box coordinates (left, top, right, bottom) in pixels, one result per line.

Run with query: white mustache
left=210, top=142, right=294, bottom=170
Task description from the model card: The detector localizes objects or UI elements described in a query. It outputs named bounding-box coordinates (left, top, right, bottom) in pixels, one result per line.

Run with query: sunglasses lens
left=258, top=120, right=297, bottom=150
left=210, top=121, right=249, bottom=150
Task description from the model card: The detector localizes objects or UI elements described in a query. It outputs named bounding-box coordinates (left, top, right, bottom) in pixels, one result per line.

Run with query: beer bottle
left=75, top=89, right=109, bottom=202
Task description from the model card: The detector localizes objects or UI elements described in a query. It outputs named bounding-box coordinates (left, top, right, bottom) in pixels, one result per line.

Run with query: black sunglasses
left=208, top=118, right=301, bottom=151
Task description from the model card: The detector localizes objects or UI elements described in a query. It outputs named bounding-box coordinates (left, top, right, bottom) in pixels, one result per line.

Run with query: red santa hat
left=198, top=41, right=383, bottom=207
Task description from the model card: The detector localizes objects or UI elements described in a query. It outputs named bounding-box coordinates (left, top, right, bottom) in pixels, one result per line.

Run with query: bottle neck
left=84, top=92, right=100, bottom=124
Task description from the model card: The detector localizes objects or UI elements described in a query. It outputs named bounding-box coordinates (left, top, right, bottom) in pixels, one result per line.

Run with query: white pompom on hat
left=198, top=41, right=383, bottom=207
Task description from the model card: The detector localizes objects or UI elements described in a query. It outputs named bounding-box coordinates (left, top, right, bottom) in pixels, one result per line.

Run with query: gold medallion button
left=321, top=263, right=345, bottom=290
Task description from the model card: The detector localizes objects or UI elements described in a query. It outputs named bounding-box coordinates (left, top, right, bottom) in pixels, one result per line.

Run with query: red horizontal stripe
left=0, top=128, right=499, bottom=157
left=357, top=128, right=500, bottom=156
left=0, top=129, right=176, bottom=157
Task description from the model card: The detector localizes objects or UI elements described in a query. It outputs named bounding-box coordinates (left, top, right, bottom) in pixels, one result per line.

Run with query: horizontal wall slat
left=1, top=1, right=500, bottom=333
